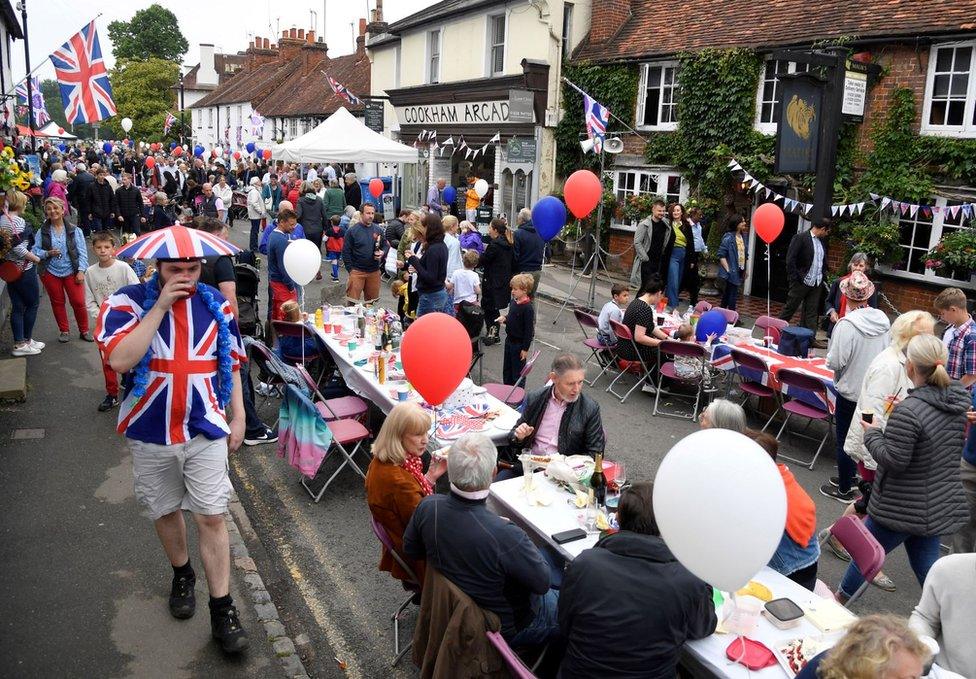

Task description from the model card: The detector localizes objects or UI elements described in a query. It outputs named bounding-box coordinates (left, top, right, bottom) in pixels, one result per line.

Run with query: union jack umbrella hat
left=115, top=225, right=241, bottom=260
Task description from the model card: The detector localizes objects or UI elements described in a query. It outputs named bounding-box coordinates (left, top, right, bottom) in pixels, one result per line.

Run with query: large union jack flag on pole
left=51, top=21, right=117, bottom=125
left=326, top=74, right=362, bottom=106
left=15, top=76, right=50, bottom=127
left=583, top=92, right=610, bottom=154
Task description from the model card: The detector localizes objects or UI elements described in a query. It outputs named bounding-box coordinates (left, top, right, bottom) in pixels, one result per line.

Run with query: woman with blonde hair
left=795, top=614, right=929, bottom=679
left=2, top=191, right=43, bottom=355
left=821, top=310, right=936, bottom=592
left=364, top=403, right=445, bottom=584
left=836, top=333, right=969, bottom=602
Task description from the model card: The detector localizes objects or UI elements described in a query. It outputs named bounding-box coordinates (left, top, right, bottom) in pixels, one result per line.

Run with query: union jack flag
left=326, top=75, right=362, bottom=106
left=163, top=112, right=177, bottom=134
left=96, top=283, right=246, bottom=446
left=15, top=76, right=50, bottom=127
left=583, top=91, right=610, bottom=154
left=51, top=21, right=117, bottom=125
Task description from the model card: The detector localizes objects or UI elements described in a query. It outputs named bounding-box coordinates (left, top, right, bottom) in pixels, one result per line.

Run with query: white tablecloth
left=489, top=472, right=843, bottom=678
left=313, top=322, right=521, bottom=446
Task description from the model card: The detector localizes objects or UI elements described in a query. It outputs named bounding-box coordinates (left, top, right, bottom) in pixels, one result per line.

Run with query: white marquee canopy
left=270, top=107, right=417, bottom=164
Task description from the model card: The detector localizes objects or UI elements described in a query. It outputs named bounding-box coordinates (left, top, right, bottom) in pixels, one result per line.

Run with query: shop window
left=288, top=118, right=297, bottom=138
left=884, top=197, right=975, bottom=285
left=612, top=169, right=688, bottom=230
left=922, top=41, right=976, bottom=137
left=427, top=29, right=441, bottom=84
left=636, top=62, right=679, bottom=131
left=514, top=170, right=529, bottom=215
left=487, top=14, right=505, bottom=76
left=755, top=58, right=810, bottom=133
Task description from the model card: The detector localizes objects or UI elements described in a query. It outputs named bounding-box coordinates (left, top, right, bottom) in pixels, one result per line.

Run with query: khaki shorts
left=346, top=269, right=381, bottom=304
left=129, top=435, right=232, bottom=520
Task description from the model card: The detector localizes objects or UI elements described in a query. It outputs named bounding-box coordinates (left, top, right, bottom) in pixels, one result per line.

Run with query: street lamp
left=17, top=0, right=36, bottom=153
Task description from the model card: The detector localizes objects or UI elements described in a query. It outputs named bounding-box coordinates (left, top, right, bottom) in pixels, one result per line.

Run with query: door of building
left=748, top=198, right=805, bottom=303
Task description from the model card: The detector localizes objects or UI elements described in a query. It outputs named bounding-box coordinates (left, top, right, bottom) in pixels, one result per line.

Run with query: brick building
left=572, top=0, right=976, bottom=312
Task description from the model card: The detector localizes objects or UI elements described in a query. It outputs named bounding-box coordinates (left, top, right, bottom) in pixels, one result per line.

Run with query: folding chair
left=768, top=368, right=833, bottom=470
left=754, top=315, right=788, bottom=344
left=819, top=515, right=885, bottom=607
left=713, top=307, right=739, bottom=326
left=486, top=631, right=541, bottom=679
left=293, top=365, right=369, bottom=425
left=693, top=300, right=712, bottom=314
left=301, top=395, right=372, bottom=503
left=484, top=349, right=541, bottom=408
left=606, top=320, right=654, bottom=403
left=653, top=340, right=710, bottom=421
left=727, top=348, right=779, bottom=428
left=247, top=340, right=288, bottom=421
left=271, top=320, right=323, bottom=374
left=468, top=337, right=486, bottom=384
left=573, top=308, right=617, bottom=386
left=369, top=515, right=421, bottom=666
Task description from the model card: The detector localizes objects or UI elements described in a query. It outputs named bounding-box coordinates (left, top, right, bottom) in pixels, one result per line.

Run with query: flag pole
left=20, top=0, right=36, bottom=151
left=561, top=76, right=648, bottom=142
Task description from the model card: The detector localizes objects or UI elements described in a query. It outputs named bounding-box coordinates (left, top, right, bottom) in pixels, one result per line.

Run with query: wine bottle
left=591, top=452, right=607, bottom=508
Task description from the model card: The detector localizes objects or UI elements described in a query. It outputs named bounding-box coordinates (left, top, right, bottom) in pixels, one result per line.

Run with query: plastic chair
left=292, top=365, right=369, bottom=425
left=754, top=315, right=788, bottom=345
left=713, top=307, right=739, bottom=326
left=573, top=308, right=617, bottom=386
left=653, top=340, right=710, bottom=420
left=768, top=368, right=833, bottom=470
left=483, top=350, right=541, bottom=407
left=821, top=515, right=885, bottom=607
left=369, top=515, right=421, bottom=666
left=606, top=320, right=654, bottom=403
left=486, top=631, right=541, bottom=679
left=301, top=396, right=371, bottom=503
left=694, top=300, right=712, bottom=314
left=727, top=348, right=779, bottom=428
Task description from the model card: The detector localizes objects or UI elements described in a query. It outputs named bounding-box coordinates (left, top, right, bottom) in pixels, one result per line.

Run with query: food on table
left=736, top=580, right=773, bottom=602
left=776, top=636, right=825, bottom=677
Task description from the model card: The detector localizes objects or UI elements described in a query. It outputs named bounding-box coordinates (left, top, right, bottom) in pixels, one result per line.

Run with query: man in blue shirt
left=267, top=208, right=299, bottom=321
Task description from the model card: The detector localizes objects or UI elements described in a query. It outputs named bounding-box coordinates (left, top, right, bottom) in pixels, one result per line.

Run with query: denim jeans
left=720, top=279, right=740, bottom=310
left=838, top=517, right=941, bottom=598
left=416, top=289, right=453, bottom=317
left=834, top=395, right=858, bottom=493
left=666, top=246, right=686, bottom=307
left=7, top=266, right=39, bottom=342
left=249, top=218, right=262, bottom=252
left=509, top=589, right=560, bottom=647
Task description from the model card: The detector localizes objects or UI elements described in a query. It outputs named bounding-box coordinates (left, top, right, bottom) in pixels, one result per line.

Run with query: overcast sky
left=11, top=0, right=437, bottom=82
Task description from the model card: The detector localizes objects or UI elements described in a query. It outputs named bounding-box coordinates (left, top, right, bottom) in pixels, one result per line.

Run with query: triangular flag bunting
left=488, top=132, right=500, bottom=144
left=933, top=205, right=942, bottom=215
left=856, top=202, right=865, bottom=214
left=869, top=193, right=880, bottom=201
left=831, top=206, right=839, bottom=216
left=766, top=188, right=773, bottom=199
left=963, top=204, right=972, bottom=219
left=727, top=159, right=738, bottom=168
left=442, top=136, right=454, bottom=146
left=465, top=148, right=472, bottom=159
left=910, top=204, right=919, bottom=218
left=949, top=205, right=961, bottom=219
left=881, top=197, right=891, bottom=211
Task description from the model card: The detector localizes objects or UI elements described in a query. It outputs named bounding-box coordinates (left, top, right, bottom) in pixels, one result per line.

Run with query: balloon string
left=766, top=244, right=771, bottom=321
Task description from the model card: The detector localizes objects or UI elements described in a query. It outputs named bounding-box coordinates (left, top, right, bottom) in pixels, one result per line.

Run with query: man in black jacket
left=508, top=353, right=605, bottom=469
left=69, top=163, right=95, bottom=235
left=116, top=173, right=146, bottom=237
left=385, top=209, right=408, bottom=250
left=557, top=482, right=717, bottom=679
left=86, top=168, right=117, bottom=231
left=779, top=219, right=831, bottom=334
left=513, top=207, right=544, bottom=298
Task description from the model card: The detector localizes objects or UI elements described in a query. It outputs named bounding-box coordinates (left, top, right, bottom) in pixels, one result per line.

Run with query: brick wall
left=854, top=44, right=929, bottom=154
left=609, top=231, right=636, bottom=272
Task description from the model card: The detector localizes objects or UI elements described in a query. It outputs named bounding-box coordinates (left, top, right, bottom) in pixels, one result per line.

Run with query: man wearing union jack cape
left=95, top=225, right=249, bottom=653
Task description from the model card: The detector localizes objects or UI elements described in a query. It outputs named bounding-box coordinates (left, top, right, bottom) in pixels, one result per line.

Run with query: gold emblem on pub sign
left=786, top=95, right=816, bottom=140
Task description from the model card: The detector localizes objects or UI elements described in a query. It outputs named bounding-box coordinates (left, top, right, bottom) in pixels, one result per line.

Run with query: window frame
left=921, top=40, right=976, bottom=138
left=635, top=61, right=680, bottom=132
left=486, top=13, right=506, bottom=77
left=754, top=58, right=810, bottom=134
left=561, top=3, right=575, bottom=60
left=426, top=28, right=442, bottom=84
left=609, top=167, right=689, bottom=232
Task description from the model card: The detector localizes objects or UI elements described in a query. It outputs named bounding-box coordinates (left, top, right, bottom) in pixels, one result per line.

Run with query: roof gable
left=254, top=50, right=370, bottom=117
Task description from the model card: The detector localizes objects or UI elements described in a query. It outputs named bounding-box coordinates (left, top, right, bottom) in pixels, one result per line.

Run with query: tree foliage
left=103, top=58, right=179, bottom=141
left=40, top=79, right=96, bottom=139
left=108, top=4, right=188, bottom=63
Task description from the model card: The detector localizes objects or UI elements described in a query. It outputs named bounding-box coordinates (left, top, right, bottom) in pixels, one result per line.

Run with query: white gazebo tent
left=39, top=121, right=78, bottom=140
left=270, top=107, right=417, bottom=164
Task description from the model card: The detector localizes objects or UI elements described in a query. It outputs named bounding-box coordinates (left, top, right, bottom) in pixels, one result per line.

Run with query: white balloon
left=121, top=117, right=133, bottom=132
left=474, top=178, right=489, bottom=198
left=652, top=429, right=786, bottom=593
left=282, top=239, right=321, bottom=287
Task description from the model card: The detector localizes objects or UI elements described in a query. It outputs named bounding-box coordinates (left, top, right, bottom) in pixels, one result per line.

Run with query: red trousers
left=99, top=347, right=119, bottom=397
left=41, top=271, right=89, bottom=334
left=269, top=281, right=298, bottom=321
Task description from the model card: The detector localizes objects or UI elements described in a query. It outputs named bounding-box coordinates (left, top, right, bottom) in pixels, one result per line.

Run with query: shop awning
left=270, top=107, right=418, bottom=164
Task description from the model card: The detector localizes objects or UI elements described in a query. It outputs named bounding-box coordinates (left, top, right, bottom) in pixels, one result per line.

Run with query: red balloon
left=173, top=146, right=183, bottom=157
left=400, top=313, right=473, bottom=406
left=753, top=203, right=785, bottom=244
left=58, top=127, right=65, bottom=135
left=564, top=169, right=602, bottom=218
left=262, top=148, right=272, bottom=160
left=368, top=177, right=384, bottom=198
left=233, top=151, right=241, bottom=160
left=145, top=157, right=156, bottom=169
left=211, top=149, right=218, bottom=158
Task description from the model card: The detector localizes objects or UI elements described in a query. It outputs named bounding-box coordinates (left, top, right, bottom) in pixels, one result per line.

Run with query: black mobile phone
left=862, top=412, right=874, bottom=424
left=551, top=528, right=587, bottom=544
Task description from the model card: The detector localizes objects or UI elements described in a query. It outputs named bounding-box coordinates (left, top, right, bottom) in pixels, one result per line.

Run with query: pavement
left=0, top=222, right=926, bottom=678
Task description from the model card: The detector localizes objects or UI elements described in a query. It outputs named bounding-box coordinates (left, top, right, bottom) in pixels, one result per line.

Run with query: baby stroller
left=234, top=260, right=263, bottom=340
left=456, top=301, right=486, bottom=381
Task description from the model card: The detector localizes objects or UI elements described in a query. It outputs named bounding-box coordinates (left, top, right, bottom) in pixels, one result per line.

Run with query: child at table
left=597, top=283, right=630, bottom=347
left=391, top=271, right=413, bottom=327
left=275, top=300, right=318, bottom=362
left=498, top=273, right=535, bottom=385
left=671, top=324, right=719, bottom=387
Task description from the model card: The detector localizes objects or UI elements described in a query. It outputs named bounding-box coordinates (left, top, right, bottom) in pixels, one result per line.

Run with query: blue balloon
left=58, top=143, right=66, bottom=152
left=245, top=142, right=256, bottom=154
left=443, top=185, right=457, bottom=204
left=102, top=142, right=112, bottom=154
left=170, top=141, right=177, bottom=150
left=531, top=195, right=567, bottom=242
left=695, top=310, right=728, bottom=342
left=193, top=145, right=204, bottom=157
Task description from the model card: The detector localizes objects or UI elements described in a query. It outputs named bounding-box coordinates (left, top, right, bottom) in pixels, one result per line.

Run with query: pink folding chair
left=573, top=308, right=617, bottom=386
left=727, top=348, right=779, bottom=428
left=293, top=365, right=370, bottom=426
left=369, top=515, right=421, bottom=666
left=272, top=319, right=322, bottom=372
left=301, top=396, right=372, bottom=503
left=754, top=315, right=788, bottom=344
left=486, top=631, right=541, bottom=679
left=606, top=320, right=654, bottom=403
left=247, top=339, right=288, bottom=414
left=653, top=340, right=710, bottom=421
left=768, top=368, right=833, bottom=470
left=693, top=300, right=712, bottom=314
left=713, top=307, right=739, bottom=326
left=820, top=515, right=885, bottom=607
left=483, top=350, right=541, bottom=407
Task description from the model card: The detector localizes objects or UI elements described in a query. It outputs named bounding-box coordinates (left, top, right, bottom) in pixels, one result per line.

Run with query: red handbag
left=0, top=260, right=22, bottom=283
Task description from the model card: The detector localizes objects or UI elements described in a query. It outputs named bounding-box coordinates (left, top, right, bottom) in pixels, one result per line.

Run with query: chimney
left=356, top=18, right=368, bottom=53
left=590, top=0, right=631, bottom=43
left=298, top=29, right=305, bottom=40
left=301, top=35, right=328, bottom=76
left=290, top=27, right=297, bottom=39
left=197, top=44, right=218, bottom=86
left=246, top=36, right=278, bottom=69
left=278, top=27, right=307, bottom=62
left=306, top=30, right=315, bottom=44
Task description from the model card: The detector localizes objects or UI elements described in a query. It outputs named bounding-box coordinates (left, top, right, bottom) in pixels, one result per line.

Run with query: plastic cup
left=322, top=323, right=332, bottom=334
left=725, top=595, right=763, bottom=637
left=397, top=385, right=410, bottom=401
left=348, top=341, right=358, bottom=357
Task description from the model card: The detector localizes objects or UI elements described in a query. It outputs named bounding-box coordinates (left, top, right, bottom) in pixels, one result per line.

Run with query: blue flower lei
left=131, top=272, right=234, bottom=409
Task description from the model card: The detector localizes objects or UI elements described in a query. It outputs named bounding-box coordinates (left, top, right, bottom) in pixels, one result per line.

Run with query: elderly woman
left=699, top=398, right=746, bottom=432
left=150, top=191, right=177, bottom=231
left=246, top=176, right=266, bottom=253
left=31, top=197, right=90, bottom=343
left=343, top=172, right=362, bottom=210
left=45, top=169, right=70, bottom=213
left=2, top=191, right=43, bottom=356
left=364, top=403, right=445, bottom=584
left=826, top=253, right=878, bottom=336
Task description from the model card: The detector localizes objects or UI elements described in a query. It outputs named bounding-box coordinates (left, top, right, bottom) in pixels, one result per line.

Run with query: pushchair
left=234, top=260, right=263, bottom=340
left=456, top=301, right=486, bottom=382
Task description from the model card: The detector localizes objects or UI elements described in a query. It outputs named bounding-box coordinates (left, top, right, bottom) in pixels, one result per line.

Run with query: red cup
left=322, top=323, right=332, bottom=333
left=602, top=460, right=617, bottom=485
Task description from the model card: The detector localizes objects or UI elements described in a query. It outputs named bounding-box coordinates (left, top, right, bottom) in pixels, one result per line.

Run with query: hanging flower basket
left=925, top=228, right=976, bottom=279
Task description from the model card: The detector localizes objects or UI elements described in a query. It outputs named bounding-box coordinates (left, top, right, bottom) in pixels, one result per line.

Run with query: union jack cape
left=50, top=21, right=117, bottom=125
left=15, top=76, right=50, bottom=127
left=95, top=282, right=246, bottom=446
left=326, top=75, right=362, bottom=106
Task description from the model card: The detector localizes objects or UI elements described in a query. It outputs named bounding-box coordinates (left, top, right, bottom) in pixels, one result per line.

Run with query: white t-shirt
left=444, top=232, right=463, bottom=278
left=85, top=259, right=139, bottom=316
left=450, top=268, right=480, bottom=304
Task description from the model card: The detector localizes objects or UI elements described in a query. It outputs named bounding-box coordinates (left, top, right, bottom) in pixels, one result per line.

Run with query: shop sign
left=364, top=99, right=384, bottom=133
left=395, top=99, right=532, bottom=126
left=842, top=69, right=867, bottom=121
left=775, top=74, right=823, bottom=174
left=508, top=89, right=534, bottom=123
left=506, top=136, right=537, bottom=163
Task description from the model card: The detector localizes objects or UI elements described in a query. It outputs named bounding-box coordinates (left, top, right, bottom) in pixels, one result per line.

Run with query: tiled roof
left=574, top=0, right=976, bottom=63
left=189, top=59, right=294, bottom=109
left=182, top=53, right=247, bottom=91
left=253, top=50, right=370, bottom=117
